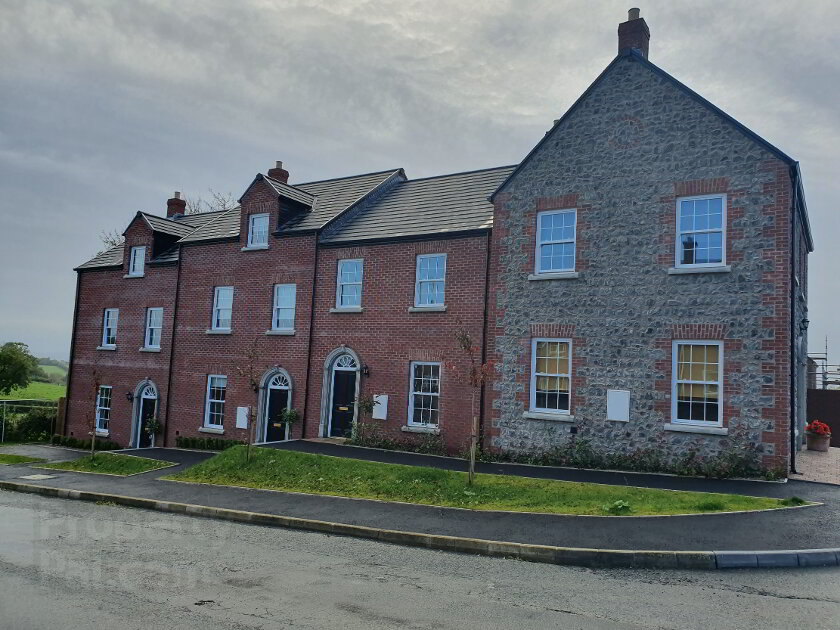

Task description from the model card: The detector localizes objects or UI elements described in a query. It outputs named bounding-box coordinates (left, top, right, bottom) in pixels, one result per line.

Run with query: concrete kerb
left=1, top=479, right=837, bottom=571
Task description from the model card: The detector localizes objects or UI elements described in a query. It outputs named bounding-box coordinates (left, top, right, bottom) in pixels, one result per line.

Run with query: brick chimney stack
left=618, top=8, right=650, bottom=59
left=267, top=160, right=290, bottom=184
left=167, top=191, right=186, bottom=218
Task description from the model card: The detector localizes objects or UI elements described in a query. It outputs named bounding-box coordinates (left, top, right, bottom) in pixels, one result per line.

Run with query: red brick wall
left=165, top=182, right=315, bottom=445
left=307, top=235, right=490, bottom=453
left=66, top=218, right=177, bottom=446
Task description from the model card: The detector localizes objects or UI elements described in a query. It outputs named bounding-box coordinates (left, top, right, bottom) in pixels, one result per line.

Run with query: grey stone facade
left=487, top=52, right=808, bottom=472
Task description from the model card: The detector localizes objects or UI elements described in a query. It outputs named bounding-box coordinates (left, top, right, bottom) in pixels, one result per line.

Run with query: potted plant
left=280, top=408, right=300, bottom=427
left=144, top=415, right=162, bottom=436
left=805, top=420, right=832, bottom=452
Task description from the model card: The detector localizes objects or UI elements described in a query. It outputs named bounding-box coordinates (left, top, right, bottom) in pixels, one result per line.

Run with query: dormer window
left=247, top=213, right=269, bottom=248
left=128, top=246, right=145, bottom=276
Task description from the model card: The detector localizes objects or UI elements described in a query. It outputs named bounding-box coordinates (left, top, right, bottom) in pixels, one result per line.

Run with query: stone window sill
left=94, top=430, right=110, bottom=438
left=667, top=265, right=731, bottom=275
left=408, top=305, right=447, bottom=313
left=206, top=329, right=232, bottom=335
left=663, top=423, right=728, bottom=436
left=330, top=307, right=363, bottom=313
left=401, top=425, right=440, bottom=435
left=528, top=271, right=580, bottom=281
left=123, top=274, right=145, bottom=279
left=198, top=426, right=225, bottom=435
left=265, top=329, right=295, bottom=336
left=96, top=346, right=116, bottom=351
left=139, top=347, right=161, bottom=353
left=523, top=411, right=575, bottom=422
left=241, top=245, right=268, bottom=252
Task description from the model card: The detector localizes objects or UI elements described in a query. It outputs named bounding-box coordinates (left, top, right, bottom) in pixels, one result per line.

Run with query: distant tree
left=97, top=228, right=124, bottom=254
left=0, top=342, right=38, bottom=395
left=185, top=189, right=237, bottom=215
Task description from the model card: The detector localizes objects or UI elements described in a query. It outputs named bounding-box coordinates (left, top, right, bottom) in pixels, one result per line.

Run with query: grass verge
left=165, top=446, right=798, bottom=516
left=0, top=454, right=45, bottom=465
left=0, top=382, right=66, bottom=400
left=41, top=453, right=173, bottom=476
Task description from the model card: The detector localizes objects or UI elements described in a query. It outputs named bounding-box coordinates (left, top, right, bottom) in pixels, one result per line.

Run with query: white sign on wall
left=606, top=390, right=630, bottom=422
left=236, top=406, right=250, bottom=429
left=372, top=395, right=388, bottom=420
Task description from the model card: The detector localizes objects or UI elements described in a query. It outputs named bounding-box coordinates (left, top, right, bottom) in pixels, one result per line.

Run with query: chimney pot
left=166, top=191, right=187, bottom=218
left=268, top=160, right=290, bottom=184
left=618, top=7, right=650, bottom=58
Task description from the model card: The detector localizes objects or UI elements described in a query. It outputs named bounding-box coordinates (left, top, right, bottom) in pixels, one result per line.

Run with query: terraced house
left=64, top=10, right=812, bottom=476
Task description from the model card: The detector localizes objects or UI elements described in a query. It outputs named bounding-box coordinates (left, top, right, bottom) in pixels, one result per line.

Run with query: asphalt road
left=1, top=491, right=839, bottom=630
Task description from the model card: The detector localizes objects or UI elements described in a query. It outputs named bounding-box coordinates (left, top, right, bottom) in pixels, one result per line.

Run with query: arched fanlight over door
left=141, top=384, right=157, bottom=399
left=334, top=354, right=358, bottom=371
left=268, top=373, right=290, bottom=389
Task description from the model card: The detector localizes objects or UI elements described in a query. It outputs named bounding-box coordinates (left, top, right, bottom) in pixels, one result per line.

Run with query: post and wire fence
left=0, top=399, right=60, bottom=444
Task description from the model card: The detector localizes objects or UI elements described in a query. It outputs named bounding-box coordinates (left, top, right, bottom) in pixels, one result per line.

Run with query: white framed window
left=204, top=375, right=227, bottom=428
left=676, top=195, right=726, bottom=267
left=672, top=341, right=723, bottom=426
left=129, top=246, right=145, bottom=276
left=272, top=284, right=296, bottom=331
left=212, top=286, right=234, bottom=330
left=247, top=213, right=269, bottom=247
left=95, top=385, right=112, bottom=431
left=415, top=254, right=447, bottom=307
left=336, top=259, right=363, bottom=308
left=408, top=361, right=441, bottom=426
left=530, top=338, right=571, bottom=414
left=145, top=307, right=163, bottom=348
left=536, top=209, right=576, bottom=273
left=101, top=308, right=119, bottom=347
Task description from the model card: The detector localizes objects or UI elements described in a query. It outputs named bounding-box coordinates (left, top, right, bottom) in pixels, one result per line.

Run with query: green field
left=38, top=365, right=67, bottom=379
left=166, top=446, right=801, bottom=516
left=42, top=453, right=174, bottom=476
left=0, top=382, right=65, bottom=401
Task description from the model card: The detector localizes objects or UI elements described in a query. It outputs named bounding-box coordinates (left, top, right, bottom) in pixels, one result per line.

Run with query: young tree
left=236, top=338, right=263, bottom=463
left=88, top=366, right=102, bottom=460
left=447, top=328, right=493, bottom=485
left=0, top=342, right=37, bottom=395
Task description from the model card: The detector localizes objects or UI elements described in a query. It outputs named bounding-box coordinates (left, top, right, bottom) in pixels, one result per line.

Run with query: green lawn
left=0, top=382, right=65, bottom=401
left=0, top=454, right=45, bottom=465
left=41, top=453, right=173, bottom=476
left=165, top=446, right=798, bottom=516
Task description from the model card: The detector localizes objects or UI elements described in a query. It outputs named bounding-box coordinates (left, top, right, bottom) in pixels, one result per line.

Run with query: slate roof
left=262, top=175, right=316, bottom=208
left=75, top=245, right=124, bottom=270
left=140, top=213, right=195, bottom=238
left=177, top=206, right=242, bottom=244
left=320, top=166, right=516, bottom=244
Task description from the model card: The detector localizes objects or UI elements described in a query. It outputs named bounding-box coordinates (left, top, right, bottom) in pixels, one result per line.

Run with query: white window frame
left=204, top=374, right=227, bottom=428
left=671, top=340, right=724, bottom=427
left=336, top=258, right=363, bottom=308
left=675, top=194, right=727, bottom=269
left=529, top=338, right=572, bottom=415
left=101, top=308, right=119, bottom=348
left=247, top=213, right=270, bottom=248
left=408, top=361, right=442, bottom=427
left=414, top=253, right=447, bottom=307
left=535, top=209, right=576, bottom=274
left=128, top=246, right=146, bottom=276
left=211, top=286, right=234, bottom=331
left=272, top=284, right=296, bottom=331
left=95, top=385, right=112, bottom=432
left=145, top=307, right=163, bottom=349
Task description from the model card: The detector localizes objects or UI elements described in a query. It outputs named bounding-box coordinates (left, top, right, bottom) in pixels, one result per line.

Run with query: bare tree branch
left=185, top=188, right=237, bottom=215
left=98, top=229, right=124, bottom=254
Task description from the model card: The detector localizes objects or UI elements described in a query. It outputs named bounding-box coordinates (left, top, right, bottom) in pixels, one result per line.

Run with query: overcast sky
left=0, top=0, right=837, bottom=362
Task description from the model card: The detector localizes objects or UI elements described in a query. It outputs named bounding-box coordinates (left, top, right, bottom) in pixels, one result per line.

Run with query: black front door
left=329, top=371, right=356, bottom=437
left=265, top=388, right=289, bottom=442
left=138, top=397, right=155, bottom=448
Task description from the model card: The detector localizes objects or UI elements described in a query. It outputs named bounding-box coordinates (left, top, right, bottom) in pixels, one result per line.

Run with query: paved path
left=3, top=491, right=839, bottom=630
left=796, top=447, right=840, bottom=485
left=0, top=444, right=838, bottom=552
left=0, top=444, right=88, bottom=463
